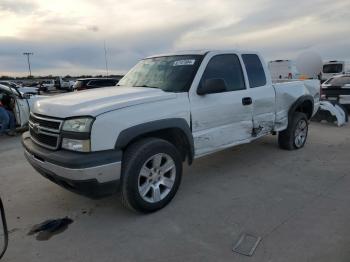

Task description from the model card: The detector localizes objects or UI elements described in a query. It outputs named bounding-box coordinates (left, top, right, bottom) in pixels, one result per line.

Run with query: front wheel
left=278, top=112, right=309, bottom=150
left=121, top=138, right=182, bottom=213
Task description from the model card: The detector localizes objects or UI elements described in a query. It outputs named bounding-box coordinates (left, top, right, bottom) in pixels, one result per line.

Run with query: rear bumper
left=22, top=132, right=122, bottom=198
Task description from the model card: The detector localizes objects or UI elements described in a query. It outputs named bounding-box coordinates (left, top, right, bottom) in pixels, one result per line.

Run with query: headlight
left=62, top=117, right=93, bottom=132
left=62, top=138, right=91, bottom=152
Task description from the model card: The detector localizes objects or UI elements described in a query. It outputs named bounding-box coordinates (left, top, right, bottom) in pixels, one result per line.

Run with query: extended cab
left=22, top=50, right=320, bottom=213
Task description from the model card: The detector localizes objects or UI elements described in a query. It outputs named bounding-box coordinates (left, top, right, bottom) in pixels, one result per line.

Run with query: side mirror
left=197, top=78, right=227, bottom=95
left=0, top=198, right=8, bottom=260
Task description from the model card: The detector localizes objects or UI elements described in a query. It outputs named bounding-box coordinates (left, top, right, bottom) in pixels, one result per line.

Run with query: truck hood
left=32, top=87, right=177, bottom=118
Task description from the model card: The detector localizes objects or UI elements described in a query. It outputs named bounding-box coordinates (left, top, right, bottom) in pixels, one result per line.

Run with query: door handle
left=242, top=97, right=252, bottom=106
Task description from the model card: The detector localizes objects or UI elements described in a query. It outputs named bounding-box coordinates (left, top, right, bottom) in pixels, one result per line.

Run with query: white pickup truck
left=22, top=50, right=320, bottom=213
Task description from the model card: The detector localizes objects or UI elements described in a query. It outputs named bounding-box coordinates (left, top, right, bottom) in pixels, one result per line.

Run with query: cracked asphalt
left=0, top=121, right=349, bottom=261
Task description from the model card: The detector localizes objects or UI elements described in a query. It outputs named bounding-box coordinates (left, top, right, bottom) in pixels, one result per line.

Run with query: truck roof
left=146, top=49, right=257, bottom=59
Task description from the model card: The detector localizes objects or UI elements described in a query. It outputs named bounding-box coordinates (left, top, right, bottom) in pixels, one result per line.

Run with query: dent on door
left=249, top=86, right=276, bottom=137
left=191, top=91, right=253, bottom=157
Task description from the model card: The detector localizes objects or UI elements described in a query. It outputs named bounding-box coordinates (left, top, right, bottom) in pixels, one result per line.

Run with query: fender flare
left=115, top=118, right=194, bottom=163
left=288, top=95, right=314, bottom=121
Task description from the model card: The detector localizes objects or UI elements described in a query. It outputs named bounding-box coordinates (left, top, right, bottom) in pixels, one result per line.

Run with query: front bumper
left=22, top=132, right=122, bottom=198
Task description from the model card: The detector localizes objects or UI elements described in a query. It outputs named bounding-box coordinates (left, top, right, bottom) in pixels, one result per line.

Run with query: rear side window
left=242, top=54, right=267, bottom=88
left=201, top=54, right=246, bottom=92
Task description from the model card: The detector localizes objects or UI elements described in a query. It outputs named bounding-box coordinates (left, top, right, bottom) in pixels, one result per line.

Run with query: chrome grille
left=29, top=113, right=63, bottom=150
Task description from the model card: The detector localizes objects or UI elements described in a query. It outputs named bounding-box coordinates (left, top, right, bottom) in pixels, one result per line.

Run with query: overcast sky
left=0, top=0, right=349, bottom=76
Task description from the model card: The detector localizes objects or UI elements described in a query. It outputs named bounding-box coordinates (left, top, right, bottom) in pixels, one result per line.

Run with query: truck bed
left=273, top=79, right=320, bottom=131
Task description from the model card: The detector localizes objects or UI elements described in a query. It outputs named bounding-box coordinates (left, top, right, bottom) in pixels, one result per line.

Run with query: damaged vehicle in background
left=0, top=84, right=43, bottom=129
left=22, top=50, right=320, bottom=213
left=0, top=81, right=40, bottom=96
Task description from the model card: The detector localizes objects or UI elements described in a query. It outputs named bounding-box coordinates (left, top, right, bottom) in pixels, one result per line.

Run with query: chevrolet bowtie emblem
left=32, top=123, right=41, bottom=134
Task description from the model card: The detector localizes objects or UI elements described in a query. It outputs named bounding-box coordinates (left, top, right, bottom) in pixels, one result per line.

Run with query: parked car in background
left=25, top=81, right=40, bottom=87
left=55, top=77, right=75, bottom=92
left=39, top=80, right=56, bottom=92
left=0, top=81, right=39, bottom=95
left=322, top=60, right=350, bottom=82
left=321, top=74, right=350, bottom=105
left=73, top=78, right=120, bottom=91
left=268, top=60, right=300, bottom=80
left=22, top=50, right=320, bottom=213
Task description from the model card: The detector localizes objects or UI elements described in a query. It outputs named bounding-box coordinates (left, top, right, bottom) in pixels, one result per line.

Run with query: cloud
left=0, top=0, right=349, bottom=76
left=0, top=0, right=37, bottom=13
left=87, top=25, right=99, bottom=32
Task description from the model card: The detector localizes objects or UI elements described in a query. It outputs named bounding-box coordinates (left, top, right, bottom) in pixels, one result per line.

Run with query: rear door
left=189, top=53, right=253, bottom=157
left=242, top=54, right=275, bottom=137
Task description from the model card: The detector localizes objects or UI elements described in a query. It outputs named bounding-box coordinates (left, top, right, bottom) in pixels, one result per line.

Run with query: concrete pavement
left=0, top=122, right=349, bottom=262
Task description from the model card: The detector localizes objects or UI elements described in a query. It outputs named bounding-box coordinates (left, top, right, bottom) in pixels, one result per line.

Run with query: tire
left=278, top=112, right=308, bottom=150
left=121, top=138, right=182, bottom=213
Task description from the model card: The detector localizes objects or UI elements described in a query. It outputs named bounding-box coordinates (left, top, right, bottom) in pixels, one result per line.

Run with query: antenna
left=23, top=52, right=34, bottom=77
left=104, top=41, right=109, bottom=77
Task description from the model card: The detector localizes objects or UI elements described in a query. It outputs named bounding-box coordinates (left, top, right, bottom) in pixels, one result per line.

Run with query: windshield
left=118, top=55, right=203, bottom=92
left=323, top=63, right=343, bottom=74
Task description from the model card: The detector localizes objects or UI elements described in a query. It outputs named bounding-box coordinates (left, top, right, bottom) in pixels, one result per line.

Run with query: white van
left=322, top=60, right=350, bottom=82
left=268, top=60, right=300, bottom=80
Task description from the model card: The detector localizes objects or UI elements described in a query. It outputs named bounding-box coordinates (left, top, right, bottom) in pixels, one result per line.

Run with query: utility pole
left=103, top=41, right=109, bottom=77
left=23, top=52, right=34, bottom=77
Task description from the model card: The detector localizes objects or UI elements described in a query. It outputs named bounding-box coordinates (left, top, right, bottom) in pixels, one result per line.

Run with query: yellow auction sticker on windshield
left=173, top=59, right=196, bottom=66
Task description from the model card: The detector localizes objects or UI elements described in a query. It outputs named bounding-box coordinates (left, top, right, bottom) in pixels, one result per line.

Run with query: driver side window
left=200, top=54, right=246, bottom=92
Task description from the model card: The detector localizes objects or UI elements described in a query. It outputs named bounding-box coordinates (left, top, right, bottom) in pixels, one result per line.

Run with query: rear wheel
left=121, top=138, right=182, bottom=213
left=278, top=112, right=308, bottom=150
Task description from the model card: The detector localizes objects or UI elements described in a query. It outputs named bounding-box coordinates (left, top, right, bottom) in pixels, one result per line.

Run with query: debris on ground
left=28, top=217, right=73, bottom=241
left=312, top=101, right=348, bottom=126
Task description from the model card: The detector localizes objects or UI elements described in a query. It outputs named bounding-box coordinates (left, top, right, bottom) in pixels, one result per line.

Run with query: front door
left=189, top=54, right=253, bottom=157
left=15, top=98, right=30, bottom=126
